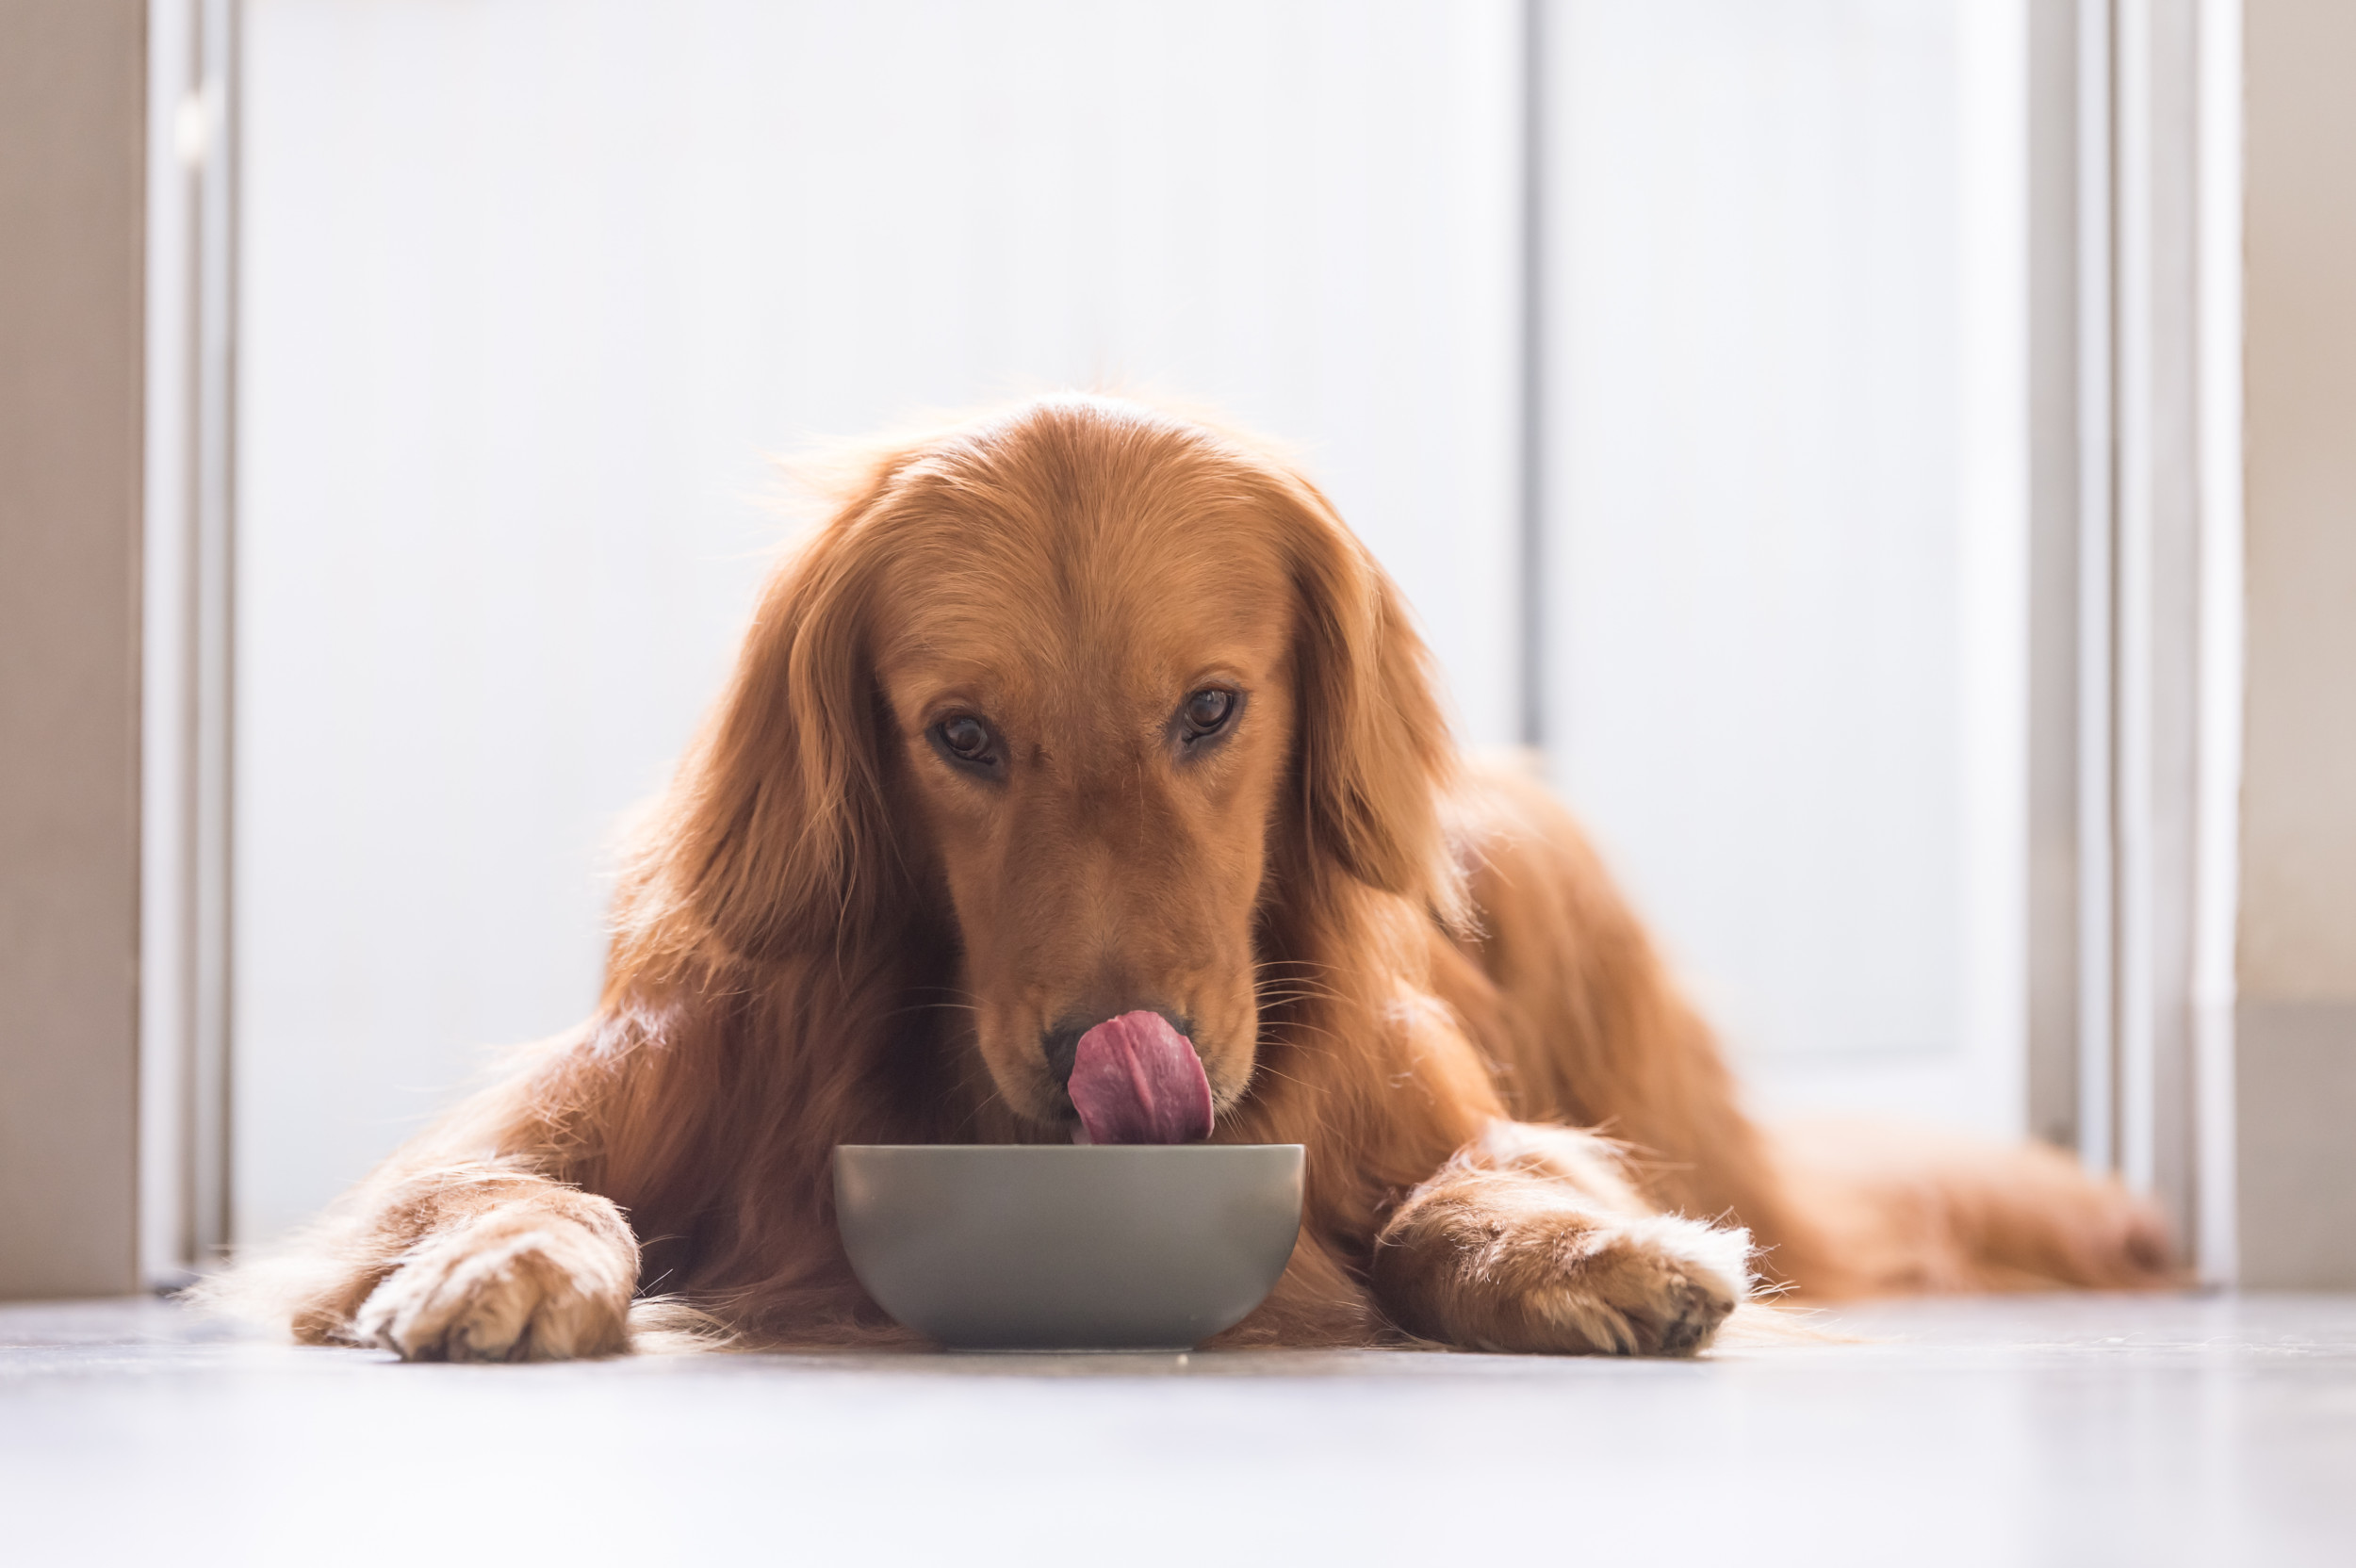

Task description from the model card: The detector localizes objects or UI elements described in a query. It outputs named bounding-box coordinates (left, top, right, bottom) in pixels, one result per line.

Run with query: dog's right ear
left=1268, top=470, right=1468, bottom=932
left=612, top=457, right=913, bottom=972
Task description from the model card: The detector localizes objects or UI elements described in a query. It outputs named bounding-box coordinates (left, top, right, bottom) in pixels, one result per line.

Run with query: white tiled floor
left=3, top=1292, right=2350, bottom=1566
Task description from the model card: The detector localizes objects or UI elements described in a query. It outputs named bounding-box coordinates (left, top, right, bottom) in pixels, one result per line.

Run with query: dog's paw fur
left=1513, top=1213, right=1750, bottom=1355
left=1374, top=1132, right=1753, bottom=1357
left=353, top=1204, right=636, bottom=1363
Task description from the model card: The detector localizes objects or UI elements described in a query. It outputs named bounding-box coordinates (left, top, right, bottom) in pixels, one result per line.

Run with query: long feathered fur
left=205, top=394, right=2174, bottom=1360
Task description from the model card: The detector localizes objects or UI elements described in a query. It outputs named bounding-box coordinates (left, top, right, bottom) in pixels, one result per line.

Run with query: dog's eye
left=1180, top=688, right=1235, bottom=740
left=936, top=715, right=994, bottom=763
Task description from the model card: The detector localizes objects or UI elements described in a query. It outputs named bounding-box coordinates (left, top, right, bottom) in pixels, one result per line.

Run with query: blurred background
left=215, top=0, right=2025, bottom=1244
left=25, top=0, right=2353, bottom=1302
left=17, top=18, right=2356, bottom=1561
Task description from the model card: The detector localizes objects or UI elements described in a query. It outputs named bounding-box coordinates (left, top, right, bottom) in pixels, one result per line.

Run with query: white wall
left=235, top=0, right=1521, bottom=1242
left=236, top=0, right=2029, bottom=1243
left=1539, top=0, right=2028, bottom=1135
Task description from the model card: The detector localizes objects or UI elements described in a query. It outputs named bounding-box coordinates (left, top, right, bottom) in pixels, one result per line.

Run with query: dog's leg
left=293, top=1165, right=640, bottom=1363
left=1441, top=760, right=1849, bottom=1291
left=1772, top=1116, right=2177, bottom=1294
left=1370, top=1121, right=1752, bottom=1355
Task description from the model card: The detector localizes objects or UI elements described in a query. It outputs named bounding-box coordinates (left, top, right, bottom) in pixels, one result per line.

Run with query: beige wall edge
left=2236, top=0, right=2356, bottom=1287
left=2237, top=1001, right=2356, bottom=1286
left=0, top=0, right=147, bottom=1298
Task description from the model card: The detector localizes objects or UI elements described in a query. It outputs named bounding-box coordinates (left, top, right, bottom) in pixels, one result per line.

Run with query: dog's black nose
left=1040, top=1023, right=1086, bottom=1087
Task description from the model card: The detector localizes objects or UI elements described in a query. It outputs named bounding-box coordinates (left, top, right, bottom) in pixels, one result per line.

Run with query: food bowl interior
left=833, top=1144, right=1304, bottom=1351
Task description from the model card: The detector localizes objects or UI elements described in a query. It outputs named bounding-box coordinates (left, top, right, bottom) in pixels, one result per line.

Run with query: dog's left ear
left=1272, top=475, right=1467, bottom=928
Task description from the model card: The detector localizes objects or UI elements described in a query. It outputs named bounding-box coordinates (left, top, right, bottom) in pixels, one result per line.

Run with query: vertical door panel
left=1539, top=0, right=2028, bottom=1135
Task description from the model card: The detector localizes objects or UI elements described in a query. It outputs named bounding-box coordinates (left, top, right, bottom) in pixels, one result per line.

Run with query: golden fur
left=237, top=395, right=2172, bottom=1361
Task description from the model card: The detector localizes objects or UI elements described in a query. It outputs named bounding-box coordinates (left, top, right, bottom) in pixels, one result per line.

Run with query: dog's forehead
left=869, top=494, right=1293, bottom=713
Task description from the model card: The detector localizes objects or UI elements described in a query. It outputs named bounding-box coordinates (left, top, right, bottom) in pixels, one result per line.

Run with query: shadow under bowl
left=832, top=1143, right=1304, bottom=1351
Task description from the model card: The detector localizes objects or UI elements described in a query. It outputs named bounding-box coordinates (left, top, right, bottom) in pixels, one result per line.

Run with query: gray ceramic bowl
left=833, top=1144, right=1304, bottom=1350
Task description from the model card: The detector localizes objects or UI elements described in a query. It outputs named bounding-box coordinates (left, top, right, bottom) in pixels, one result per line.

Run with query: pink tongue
left=1068, top=1011, right=1215, bottom=1145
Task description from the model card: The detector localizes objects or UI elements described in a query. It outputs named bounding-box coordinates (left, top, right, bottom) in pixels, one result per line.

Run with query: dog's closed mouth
left=1068, top=1011, right=1215, bottom=1145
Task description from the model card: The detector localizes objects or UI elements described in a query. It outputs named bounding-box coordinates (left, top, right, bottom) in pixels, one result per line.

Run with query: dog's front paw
left=1519, top=1214, right=1749, bottom=1355
left=1376, top=1167, right=1752, bottom=1356
left=353, top=1201, right=636, bottom=1363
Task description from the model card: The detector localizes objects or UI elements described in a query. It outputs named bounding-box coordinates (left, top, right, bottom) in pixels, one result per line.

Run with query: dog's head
left=630, top=396, right=1459, bottom=1138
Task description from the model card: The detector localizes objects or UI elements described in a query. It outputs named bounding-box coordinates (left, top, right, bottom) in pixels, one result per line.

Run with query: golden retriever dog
left=248, top=394, right=2171, bottom=1361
